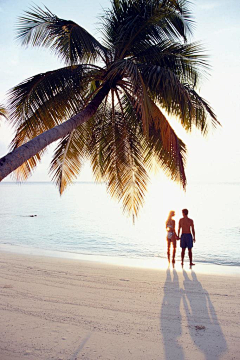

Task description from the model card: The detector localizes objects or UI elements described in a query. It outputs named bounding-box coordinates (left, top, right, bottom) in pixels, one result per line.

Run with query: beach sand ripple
left=0, top=252, right=239, bottom=360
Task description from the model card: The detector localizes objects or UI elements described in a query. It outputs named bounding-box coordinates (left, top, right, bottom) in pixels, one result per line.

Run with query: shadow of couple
left=160, top=269, right=227, bottom=360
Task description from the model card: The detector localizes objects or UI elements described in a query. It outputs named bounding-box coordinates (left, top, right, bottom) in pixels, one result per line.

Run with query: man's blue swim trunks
left=180, top=234, right=193, bottom=249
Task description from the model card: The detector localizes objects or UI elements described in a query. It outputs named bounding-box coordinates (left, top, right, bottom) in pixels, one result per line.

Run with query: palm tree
left=0, top=105, right=7, bottom=121
left=0, top=0, right=218, bottom=218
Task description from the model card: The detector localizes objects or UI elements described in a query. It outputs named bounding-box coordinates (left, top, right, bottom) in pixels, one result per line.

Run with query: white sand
left=0, top=251, right=239, bottom=360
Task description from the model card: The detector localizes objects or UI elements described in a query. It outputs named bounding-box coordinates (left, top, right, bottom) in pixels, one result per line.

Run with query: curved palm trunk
left=0, top=85, right=110, bottom=181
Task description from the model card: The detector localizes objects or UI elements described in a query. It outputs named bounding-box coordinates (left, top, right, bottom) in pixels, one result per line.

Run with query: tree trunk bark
left=0, top=84, right=110, bottom=181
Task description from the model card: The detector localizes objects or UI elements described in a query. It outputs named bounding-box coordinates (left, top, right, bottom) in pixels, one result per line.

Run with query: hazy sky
left=0, top=0, right=240, bottom=184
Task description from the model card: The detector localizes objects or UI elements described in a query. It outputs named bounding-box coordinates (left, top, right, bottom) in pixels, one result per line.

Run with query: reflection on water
left=160, top=269, right=227, bottom=360
left=0, top=181, right=239, bottom=267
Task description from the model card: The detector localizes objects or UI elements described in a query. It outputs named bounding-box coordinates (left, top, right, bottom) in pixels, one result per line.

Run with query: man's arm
left=191, top=220, right=196, bottom=242
left=178, top=219, right=181, bottom=239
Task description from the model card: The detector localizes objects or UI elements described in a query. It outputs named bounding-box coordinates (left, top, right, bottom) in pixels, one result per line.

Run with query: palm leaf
left=102, top=0, right=193, bottom=58
left=121, top=90, right=187, bottom=188
left=87, top=100, right=127, bottom=188
left=87, top=94, right=149, bottom=219
left=49, top=125, right=87, bottom=194
left=8, top=65, right=96, bottom=181
left=17, top=6, right=107, bottom=64
left=9, top=119, right=48, bottom=181
left=134, top=40, right=209, bottom=86
left=106, top=59, right=152, bottom=134
left=12, top=150, right=46, bottom=181
left=140, top=63, right=218, bottom=133
left=148, top=100, right=187, bottom=187
left=0, top=105, right=7, bottom=119
left=8, top=65, right=95, bottom=134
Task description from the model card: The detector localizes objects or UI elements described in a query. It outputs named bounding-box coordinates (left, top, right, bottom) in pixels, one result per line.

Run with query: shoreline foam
left=0, top=243, right=239, bottom=276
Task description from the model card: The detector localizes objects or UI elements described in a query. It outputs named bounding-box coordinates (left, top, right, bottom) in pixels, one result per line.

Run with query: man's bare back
left=179, top=217, right=194, bottom=234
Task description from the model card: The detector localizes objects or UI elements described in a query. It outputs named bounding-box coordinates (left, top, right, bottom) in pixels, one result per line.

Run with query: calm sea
left=0, top=181, right=239, bottom=270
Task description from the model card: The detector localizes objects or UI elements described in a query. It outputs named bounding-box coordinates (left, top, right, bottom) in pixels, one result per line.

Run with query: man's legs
left=181, top=248, right=186, bottom=265
left=188, top=248, right=195, bottom=266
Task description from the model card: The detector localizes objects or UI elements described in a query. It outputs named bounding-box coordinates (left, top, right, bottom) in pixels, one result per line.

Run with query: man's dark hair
left=182, top=208, right=188, bottom=215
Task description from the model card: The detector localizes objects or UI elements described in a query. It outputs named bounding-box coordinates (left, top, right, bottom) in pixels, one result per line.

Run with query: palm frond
left=9, top=118, right=48, bottom=181
left=186, top=86, right=220, bottom=132
left=87, top=95, right=149, bottom=219
left=87, top=101, right=128, bottom=189
left=7, top=66, right=92, bottom=181
left=121, top=89, right=187, bottom=188
left=162, top=0, right=193, bottom=40
left=17, top=5, right=108, bottom=64
left=0, top=105, right=7, bottom=119
left=140, top=64, right=218, bottom=133
left=101, top=0, right=193, bottom=58
left=105, top=59, right=152, bottom=134
left=147, top=100, right=187, bottom=187
left=12, top=150, right=46, bottom=181
left=8, top=65, right=95, bottom=134
left=49, top=126, right=87, bottom=194
left=134, top=40, right=209, bottom=86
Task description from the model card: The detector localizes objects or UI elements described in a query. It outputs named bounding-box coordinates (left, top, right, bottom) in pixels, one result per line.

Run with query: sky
left=0, top=0, right=240, bottom=185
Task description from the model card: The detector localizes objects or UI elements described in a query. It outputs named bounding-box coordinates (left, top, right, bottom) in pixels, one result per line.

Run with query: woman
left=166, top=211, right=177, bottom=264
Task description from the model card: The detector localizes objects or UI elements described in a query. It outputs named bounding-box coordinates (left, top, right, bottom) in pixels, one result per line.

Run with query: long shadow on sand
left=160, top=268, right=184, bottom=360
left=160, top=269, right=228, bottom=360
left=182, top=270, right=227, bottom=360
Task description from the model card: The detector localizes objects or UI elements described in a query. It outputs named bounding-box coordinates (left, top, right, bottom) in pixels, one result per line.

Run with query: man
left=178, top=209, right=196, bottom=266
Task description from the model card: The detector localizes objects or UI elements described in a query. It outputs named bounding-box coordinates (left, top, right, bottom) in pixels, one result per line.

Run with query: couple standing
left=166, top=209, right=196, bottom=266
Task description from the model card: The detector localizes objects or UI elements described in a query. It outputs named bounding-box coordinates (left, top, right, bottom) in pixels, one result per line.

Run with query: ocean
left=0, top=181, right=239, bottom=271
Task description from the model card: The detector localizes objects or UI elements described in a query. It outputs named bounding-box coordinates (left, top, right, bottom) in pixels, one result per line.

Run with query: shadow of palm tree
left=160, top=268, right=184, bottom=360
left=182, top=270, right=228, bottom=360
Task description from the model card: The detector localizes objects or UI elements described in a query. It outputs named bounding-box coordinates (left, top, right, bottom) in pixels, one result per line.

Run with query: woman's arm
left=178, top=219, right=182, bottom=238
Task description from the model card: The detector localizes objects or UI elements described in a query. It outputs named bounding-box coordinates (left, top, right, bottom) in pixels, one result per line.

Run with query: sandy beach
left=0, top=252, right=239, bottom=360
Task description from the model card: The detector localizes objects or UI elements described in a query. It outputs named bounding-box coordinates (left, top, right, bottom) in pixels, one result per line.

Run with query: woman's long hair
left=166, top=211, right=175, bottom=225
